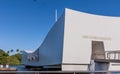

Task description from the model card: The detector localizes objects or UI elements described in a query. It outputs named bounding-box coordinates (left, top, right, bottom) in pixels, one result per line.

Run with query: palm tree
left=16, top=49, right=19, bottom=53
left=7, top=51, right=9, bottom=54
left=10, top=49, right=13, bottom=53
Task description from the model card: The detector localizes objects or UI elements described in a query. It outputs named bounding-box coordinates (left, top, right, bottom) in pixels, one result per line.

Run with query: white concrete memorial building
left=22, top=8, right=120, bottom=71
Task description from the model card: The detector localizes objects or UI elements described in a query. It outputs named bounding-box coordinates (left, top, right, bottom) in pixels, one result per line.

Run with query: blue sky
left=0, top=0, right=120, bottom=52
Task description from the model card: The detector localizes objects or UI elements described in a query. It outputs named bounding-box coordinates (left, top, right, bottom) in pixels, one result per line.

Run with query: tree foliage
left=0, top=49, right=22, bottom=65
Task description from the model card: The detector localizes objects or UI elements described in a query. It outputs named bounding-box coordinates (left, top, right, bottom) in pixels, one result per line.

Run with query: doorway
left=91, top=41, right=105, bottom=60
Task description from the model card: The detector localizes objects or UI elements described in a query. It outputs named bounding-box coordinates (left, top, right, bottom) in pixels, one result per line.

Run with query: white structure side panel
left=62, top=65, right=88, bottom=71
left=109, top=63, right=120, bottom=71
left=63, top=8, right=120, bottom=64
left=23, top=14, right=65, bottom=66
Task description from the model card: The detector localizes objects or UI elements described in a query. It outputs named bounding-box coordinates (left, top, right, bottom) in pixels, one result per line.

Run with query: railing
left=106, top=51, right=120, bottom=60
left=94, top=50, right=120, bottom=62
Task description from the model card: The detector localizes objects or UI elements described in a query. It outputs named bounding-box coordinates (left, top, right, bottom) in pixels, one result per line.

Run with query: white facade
left=22, top=8, right=120, bottom=71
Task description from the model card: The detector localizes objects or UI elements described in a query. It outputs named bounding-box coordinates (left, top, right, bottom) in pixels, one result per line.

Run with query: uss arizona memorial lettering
left=82, top=35, right=112, bottom=41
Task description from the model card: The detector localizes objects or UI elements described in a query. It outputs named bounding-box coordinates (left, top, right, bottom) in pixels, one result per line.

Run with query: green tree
left=10, top=49, right=13, bottom=53
left=7, top=51, right=9, bottom=54
left=11, top=53, right=22, bottom=63
left=0, top=49, right=22, bottom=65
left=9, top=56, right=20, bottom=65
left=16, top=49, right=19, bottom=53
left=3, top=53, right=9, bottom=57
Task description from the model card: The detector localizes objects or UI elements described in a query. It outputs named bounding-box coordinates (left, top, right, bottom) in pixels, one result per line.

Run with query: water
left=10, top=65, right=27, bottom=71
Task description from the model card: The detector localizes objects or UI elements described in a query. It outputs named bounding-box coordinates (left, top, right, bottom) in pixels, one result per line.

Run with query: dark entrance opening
left=91, top=41, right=105, bottom=60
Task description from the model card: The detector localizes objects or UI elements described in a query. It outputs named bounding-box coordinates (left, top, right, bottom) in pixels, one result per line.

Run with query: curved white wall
left=63, top=8, right=120, bottom=64
left=22, top=13, right=65, bottom=66
left=22, top=8, right=120, bottom=70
